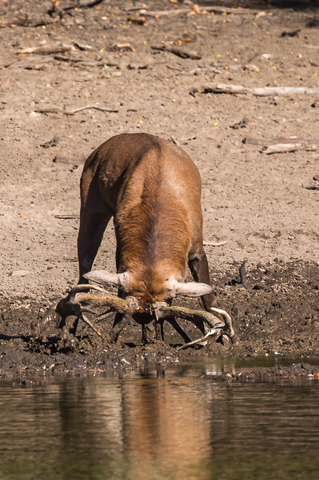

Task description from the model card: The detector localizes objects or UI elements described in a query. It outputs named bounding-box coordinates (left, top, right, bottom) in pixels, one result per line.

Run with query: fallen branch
left=6, top=57, right=54, bottom=69
left=244, top=136, right=319, bottom=147
left=262, top=143, right=317, bottom=154
left=34, top=104, right=119, bottom=115
left=54, top=55, right=119, bottom=67
left=151, top=44, right=201, bottom=60
left=0, top=15, right=56, bottom=28
left=18, top=44, right=75, bottom=55
left=54, top=55, right=119, bottom=68
left=199, top=83, right=319, bottom=96
left=140, top=8, right=191, bottom=17
left=124, top=5, right=149, bottom=12
left=49, top=0, right=105, bottom=16
left=138, top=6, right=259, bottom=17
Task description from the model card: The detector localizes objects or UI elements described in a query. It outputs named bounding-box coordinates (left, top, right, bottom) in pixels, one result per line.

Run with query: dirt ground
left=0, top=0, right=319, bottom=381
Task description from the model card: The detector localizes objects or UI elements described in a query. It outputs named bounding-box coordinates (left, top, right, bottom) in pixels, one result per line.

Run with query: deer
left=39, top=133, right=234, bottom=347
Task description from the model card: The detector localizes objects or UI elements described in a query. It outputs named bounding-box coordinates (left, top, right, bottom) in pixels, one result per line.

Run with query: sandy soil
left=0, top=0, right=319, bottom=379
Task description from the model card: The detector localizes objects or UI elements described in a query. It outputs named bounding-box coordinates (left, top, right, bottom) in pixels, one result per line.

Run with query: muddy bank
left=1, top=260, right=318, bottom=381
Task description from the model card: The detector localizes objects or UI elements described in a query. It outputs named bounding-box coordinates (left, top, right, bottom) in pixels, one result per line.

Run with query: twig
left=34, top=104, right=119, bottom=115
left=49, top=0, right=105, bottom=16
left=203, top=241, right=228, bottom=247
left=65, top=105, right=119, bottom=115
left=262, top=143, right=317, bottom=154
left=6, top=57, right=54, bottom=69
left=151, top=44, right=201, bottom=60
left=140, top=8, right=191, bottom=17
left=18, top=44, right=75, bottom=55
left=202, top=5, right=260, bottom=14
left=200, top=83, right=319, bottom=96
left=180, top=131, right=206, bottom=143
left=165, top=64, right=184, bottom=71
left=124, top=5, right=149, bottom=12
left=0, top=15, right=56, bottom=28
left=239, top=261, right=247, bottom=287
left=244, top=136, right=319, bottom=147
left=170, top=131, right=206, bottom=146
left=54, top=55, right=119, bottom=67
left=281, top=28, right=301, bottom=37
left=138, top=6, right=259, bottom=17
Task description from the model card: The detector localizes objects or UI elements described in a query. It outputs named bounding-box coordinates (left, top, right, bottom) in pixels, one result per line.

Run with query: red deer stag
left=41, top=133, right=234, bottom=346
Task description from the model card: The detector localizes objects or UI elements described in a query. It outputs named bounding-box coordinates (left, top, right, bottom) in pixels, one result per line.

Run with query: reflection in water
left=0, top=362, right=319, bottom=480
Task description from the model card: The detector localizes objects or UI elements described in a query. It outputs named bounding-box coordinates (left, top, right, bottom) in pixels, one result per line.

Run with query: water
left=1, top=361, right=319, bottom=480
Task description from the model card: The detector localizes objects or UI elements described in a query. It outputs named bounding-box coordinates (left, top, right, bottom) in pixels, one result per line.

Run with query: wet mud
left=1, top=260, right=319, bottom=381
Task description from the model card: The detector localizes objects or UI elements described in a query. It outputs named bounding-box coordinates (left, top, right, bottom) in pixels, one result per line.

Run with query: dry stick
left=203, top=241, right=228, bottom=246
left=244, top=136, right=319, bottom=146
left=140, top=8, right=191, bottom=17
left=64, top=105, right=119, bottom=115
left=18, top=45, right=75, bottom=55
left=281, top=28, right=301, bottom=37
left=6, top=57, right=55, bottom=69
left=49, top=0, right=105, bottom=15
left=180, top=131, right=206, bottom=143
left=171, top=131, right=206, bottom=145
left=200, top=83, right=319, bottom=96
left=53, top=55, right=119, bottom=67
left=151, top=45, right=201, bottom=60
left=124, top=6, right=149, bottom=12
left=239, top=261, right=247, bottom=287
left=34, top=104, right=118, bottom=115
left=263, top=143, right=317, bottom=154
left=0, top=15, right=56, bottom=28
left=139, top=6, right=259, bottom=17
left=198, top=5, right=260, bottom=14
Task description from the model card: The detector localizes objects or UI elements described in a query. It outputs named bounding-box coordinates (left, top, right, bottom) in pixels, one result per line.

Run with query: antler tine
left=67, top=284, right=105, bottom=302
left=177, top=328, right=222, bottom=350
left=159, top=305, right=225, bottom=330
left=80, top=313, right=102, bottom=337
left=210, top=307, right=235, bottom=338
left=74, top=291, right=140, bottom=316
